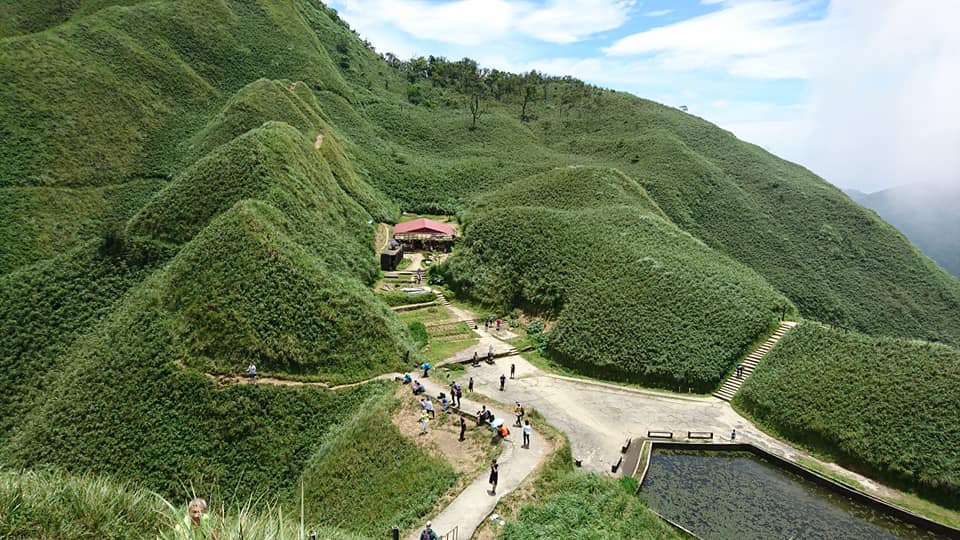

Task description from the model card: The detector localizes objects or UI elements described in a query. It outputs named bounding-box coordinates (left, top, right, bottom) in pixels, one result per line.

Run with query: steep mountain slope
left=444, top=166, right=792, bottom=392
left=849, top=185, right=960, bottom=279
left=3, top=0, right=960, bottom=518
left=738, top=322, right=960, bottom=507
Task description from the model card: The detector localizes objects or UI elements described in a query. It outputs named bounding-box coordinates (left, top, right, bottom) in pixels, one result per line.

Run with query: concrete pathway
left=465, top=354, right=893, bottom=496
left=408, top=377, right=546, bottom=540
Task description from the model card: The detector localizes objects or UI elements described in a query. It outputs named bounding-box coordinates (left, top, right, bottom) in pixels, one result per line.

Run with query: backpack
left=420, top=529, right=434, bottom=540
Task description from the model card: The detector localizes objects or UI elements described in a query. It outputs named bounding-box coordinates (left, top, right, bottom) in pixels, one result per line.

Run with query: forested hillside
left=2, top=0, right=960, bottom=530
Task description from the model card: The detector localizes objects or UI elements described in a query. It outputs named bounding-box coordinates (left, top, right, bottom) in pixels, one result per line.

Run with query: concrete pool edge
left=634, top=440, right=960, bottom=539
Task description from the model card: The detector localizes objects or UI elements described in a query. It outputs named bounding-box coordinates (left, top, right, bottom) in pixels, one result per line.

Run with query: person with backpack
left=514, top=402, right=524, bottom=426
left=455, top=383, right=463, bottom=407
left=419, top=521, right=439, bottom=540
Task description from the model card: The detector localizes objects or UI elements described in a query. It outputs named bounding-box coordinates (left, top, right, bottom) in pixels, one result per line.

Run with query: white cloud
left=522, top=0, right=636, bottom=43
left=338, top=0, right=518, bottom=46
left=643, top=9, right=673, bottom=17
left=605, top=1, right=817, bottom=79
left=336, top=0, right=633, bottom=47
left=798, top=0, right=960, bottom=191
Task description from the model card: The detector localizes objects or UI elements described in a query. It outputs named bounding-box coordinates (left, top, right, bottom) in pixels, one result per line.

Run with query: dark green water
left=640, top=450, right=942, bottom=540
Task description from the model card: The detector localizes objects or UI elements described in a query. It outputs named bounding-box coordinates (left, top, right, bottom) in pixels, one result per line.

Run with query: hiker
left=489, top=459, right=499, bottom=494
left=422, top=362, right=431, bottom=377
left=468, top=377, right=474, bottom=392
left=247, top=362, right=257, bottom=382
left=472, top=351, right=479, bottom=366
left=485, top=318, right=490, bottom=330
left=403, top=372, right=412, bottom=384
left=736, top=364, right=744, bottom=378
left=437, top=393, right=451, bottom=413
left=523, top=420, right=531, bottom=448
left=496, top=318, right=502, bottom=332
left=454, top=383, right=463, bottom=407
left=497, top=424, right=510, bottom=440
left=412, top=380, right=425, bottom=395
left=499, top=373, right=506, bottom=391
left=514, top=402, right=524, bottom=426
left=510, top=363, right=516, bottom=379
left=477, top=405, right=489, bottom=426
left=425, top=396, right=436, bottom=419
left=419, top=521, right=439, bottom=540
left=459, top=416, right=467, bottom=442
left=177, top=497, right=212, bottom=536
left=419, top=411, right=429, bottom=435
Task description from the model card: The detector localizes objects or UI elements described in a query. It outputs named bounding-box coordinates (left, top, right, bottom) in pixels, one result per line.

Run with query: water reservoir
left=640, top=448, right=944, bottom=539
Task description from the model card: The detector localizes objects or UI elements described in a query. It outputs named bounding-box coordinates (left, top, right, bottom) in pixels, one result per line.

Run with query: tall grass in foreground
left=0, top=470, right=364, bottom=539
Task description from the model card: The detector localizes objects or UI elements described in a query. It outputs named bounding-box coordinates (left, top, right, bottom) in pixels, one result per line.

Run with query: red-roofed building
left=393, top=218, right=455, bottom=236
left=393, top=218, right=457, bottom=251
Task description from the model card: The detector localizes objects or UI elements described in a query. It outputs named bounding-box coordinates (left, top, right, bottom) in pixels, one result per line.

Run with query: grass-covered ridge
left=736, top=322, right=960, bottom=508
left=497, top=443, right=682, bottom=539
left=297, top=392, right=458, bottom=537
left=157, top=200, right=411, bottom=381
left=0, top=179, right=163, bottom=274
left=443, top=167, right=791, bottom=392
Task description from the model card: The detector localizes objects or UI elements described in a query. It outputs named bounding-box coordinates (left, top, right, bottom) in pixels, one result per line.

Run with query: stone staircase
left=433, top=290, right=452, bottom=307
left=713, top=321, right=798, bottom=401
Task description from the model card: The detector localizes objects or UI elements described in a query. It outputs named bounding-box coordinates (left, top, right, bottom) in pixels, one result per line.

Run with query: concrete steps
left=713, top=321, right=798, bottom=402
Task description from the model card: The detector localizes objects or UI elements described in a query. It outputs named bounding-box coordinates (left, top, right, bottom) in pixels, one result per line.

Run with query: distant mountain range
left=847, top=185, right=960, bottom=279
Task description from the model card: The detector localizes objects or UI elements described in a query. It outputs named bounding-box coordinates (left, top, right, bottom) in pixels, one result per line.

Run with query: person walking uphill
left=489, top=459, right=499, bottom=495
left=523, top=420, right=532, bottom=449
left=499, top=373, right=507, bottom=391
left=459, top=416, right=467, bottom=442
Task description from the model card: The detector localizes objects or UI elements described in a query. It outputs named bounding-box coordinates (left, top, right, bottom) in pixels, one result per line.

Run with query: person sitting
left=476, top=405, right=489, bottom=426
left=403, top=372, right=412, bottom=384
left=438, top=394, right=451, bottom=412
left=412, top=380, right=425, bottom=395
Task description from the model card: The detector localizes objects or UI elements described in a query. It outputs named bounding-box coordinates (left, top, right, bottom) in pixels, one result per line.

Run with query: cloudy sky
left=328, top=0, right=959, bottom=193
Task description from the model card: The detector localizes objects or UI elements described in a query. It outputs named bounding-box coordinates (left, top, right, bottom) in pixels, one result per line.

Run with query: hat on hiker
left=426, top=521, right=432, bottom=527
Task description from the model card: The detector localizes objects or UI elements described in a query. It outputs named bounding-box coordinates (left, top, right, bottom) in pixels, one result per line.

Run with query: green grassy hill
left=4, top=0, right=960, bottom=524
left=443, top=166, right=791, bottom=392
left=736, top=322, right=960, bottom=507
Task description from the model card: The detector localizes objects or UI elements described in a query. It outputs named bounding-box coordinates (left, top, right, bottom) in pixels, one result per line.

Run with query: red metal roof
left=393, top=218, right=454, bottom=235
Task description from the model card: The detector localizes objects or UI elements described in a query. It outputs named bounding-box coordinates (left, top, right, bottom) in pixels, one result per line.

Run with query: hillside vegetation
left=298, top=393, right=458, bottom=537
left=737, top=322, right=960, bottom=507
left=3, top=0, right=960, bottom=526
left=443, top=166, right=791, bottom=392
left=0, top=469, right=366, bottom=539
left=498, top=444, right=682, bottom=539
